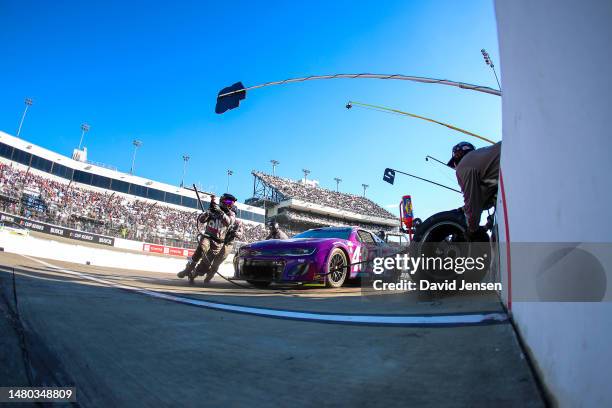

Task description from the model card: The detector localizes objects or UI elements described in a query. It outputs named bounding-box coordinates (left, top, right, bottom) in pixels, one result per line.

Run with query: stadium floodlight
left=180, top=155, right=190, bottom=187
left=362, top=184, right=369, bottom=197
left=334, top=177, right=342, bottom=192
left=130, top=139, right=143, bottom=175
left=302, top=169, right=310, bottom=183
left=481, top=49, right=501, bottom=90
left=270, top=160, right=279, bottom=176
left=16, top=97, right=33, bottom=138
left=215, top=73, right=501, bottom=114
left=227, top=169, right=234, bottom=192
left=78, top=123, right=91, bottom=150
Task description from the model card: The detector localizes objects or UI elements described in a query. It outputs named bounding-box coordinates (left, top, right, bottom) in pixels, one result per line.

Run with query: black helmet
left=447, top=142, right=475, bottom=168
left=268, top=220, right=279, bottom=230
left=220, top=193, right=237, bottom=202
left=220, top=193, right=237, bottom=209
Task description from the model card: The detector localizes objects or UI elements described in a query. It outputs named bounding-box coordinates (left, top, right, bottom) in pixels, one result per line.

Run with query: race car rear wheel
left=326, top=248, right=348, bottom=288
left=411, top=209, right=491, bottom=285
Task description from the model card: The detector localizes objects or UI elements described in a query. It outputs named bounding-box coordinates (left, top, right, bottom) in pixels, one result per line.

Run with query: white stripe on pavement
left=19, top=255, right=508, bottom=327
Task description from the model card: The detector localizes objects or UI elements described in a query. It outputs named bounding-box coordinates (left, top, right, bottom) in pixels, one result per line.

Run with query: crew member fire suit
left=265, top=222, right=288, bottom=240
left=455, top=142, right=502, bottom=234
left=212, top=217, right=244, bottom=277
left=177, top=200, right=236, bottom=283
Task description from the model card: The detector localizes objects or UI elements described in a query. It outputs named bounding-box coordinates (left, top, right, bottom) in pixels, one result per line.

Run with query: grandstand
left=0, top=131, right=267, bottom=247
left=247, top=171, right=398, bottom=236
left=0, top=130, right=399, bottom=246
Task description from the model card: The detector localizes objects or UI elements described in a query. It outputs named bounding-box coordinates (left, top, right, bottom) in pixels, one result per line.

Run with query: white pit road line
left=18, top=255, right=508, bottom=327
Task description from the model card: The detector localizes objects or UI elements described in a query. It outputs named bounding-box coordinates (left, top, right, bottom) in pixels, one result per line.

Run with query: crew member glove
left=209, top=201, right=222, bottom=214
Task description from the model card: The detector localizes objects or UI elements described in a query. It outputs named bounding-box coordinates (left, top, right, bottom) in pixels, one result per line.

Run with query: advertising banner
left=0, top=212, right=115, bottom=246
left=142, top=243, right=194, bottom=258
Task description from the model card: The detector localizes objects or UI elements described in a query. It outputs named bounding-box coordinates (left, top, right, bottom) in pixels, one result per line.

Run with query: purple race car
left=233, top=226, right=400, bottom=288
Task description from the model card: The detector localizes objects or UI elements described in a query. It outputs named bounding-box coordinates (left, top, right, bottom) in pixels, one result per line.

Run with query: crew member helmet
left=220, top=193, right=237, bottom=209
left=447, top=142, right=475, bottom=168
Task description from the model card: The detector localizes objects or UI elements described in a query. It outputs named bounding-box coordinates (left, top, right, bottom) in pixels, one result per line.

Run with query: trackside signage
left=142, top=243, right=195, bottom=257
left=0, top=212, right=115, bottom=247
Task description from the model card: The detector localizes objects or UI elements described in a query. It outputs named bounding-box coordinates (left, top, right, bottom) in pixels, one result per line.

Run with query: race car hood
left=244, top=237, right=342, bottom=250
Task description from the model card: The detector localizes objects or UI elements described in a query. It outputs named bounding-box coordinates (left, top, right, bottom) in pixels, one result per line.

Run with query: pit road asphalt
left=0, top=252, right=544, bottom=407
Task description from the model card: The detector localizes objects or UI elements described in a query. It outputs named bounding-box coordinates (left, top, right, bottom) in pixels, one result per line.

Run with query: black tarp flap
left=215, top=82, right=246, bottom=114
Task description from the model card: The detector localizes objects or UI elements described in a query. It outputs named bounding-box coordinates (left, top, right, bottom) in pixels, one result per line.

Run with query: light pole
left=302, top=169, right=310, bottom=183
left=180, top=155, right=190, bottom=187
left=334, top=177, right=342, bottom=192
left=362, top=184, right=369, bottom=197
left=78, top=123, right=90, bottom=150
left=425, top=155, right=448, bottom=167
left=130, top=139, right=142, bottom=175
left=226, top=169, right=233, bottom=192
left=16, top=97, right=33, bottom=138
left=270, top=159, right=279, bottom=176
left=481, top=49, right=501, bottom=90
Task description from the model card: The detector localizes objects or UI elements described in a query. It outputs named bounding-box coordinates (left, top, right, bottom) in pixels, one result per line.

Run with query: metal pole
left=362, top=184, right=369, bottom=197
left=130, top=140, right=142, bottom=175
left=181, top=155, right=190, bottom=187
left=78, top=123, right=90, bottom=150
left=302, top=169, right=310, bottom=183
left=491, top=69, right=501, bottom=91
left=270, top=159, right=279, bottom=176
left=334, top=177, right=342, bottom=192
left=226, top=169, right=233, bottom=192
left=347, top=100, right=496, bottom=145
left=218, top=73, right=502, bottom=99
left=192, top=183, right=206, bottom=212
left=425, top=155, right=450, bottom=168
left=16, top=98, right=33, bottom=137
left=391, top=168, right=461, bottom=193
left=130, top=148, right=137, bottom=174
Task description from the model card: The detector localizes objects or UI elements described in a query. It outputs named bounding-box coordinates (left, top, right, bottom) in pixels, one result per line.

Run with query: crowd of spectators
left=0, top=163, right=397, bottom=248
left=276, top=208, right=395, bottom=236
left=253, top=172, right=396, bottom=220
left=0, top=163, right=267, bottom=246
left=242, top=223, right=268, bottom=243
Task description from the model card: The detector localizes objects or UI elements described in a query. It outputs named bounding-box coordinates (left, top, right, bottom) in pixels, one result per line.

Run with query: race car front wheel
left=326, top=248, right=348, bottom=288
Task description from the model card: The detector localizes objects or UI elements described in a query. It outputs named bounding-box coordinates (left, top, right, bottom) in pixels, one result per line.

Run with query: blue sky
left=0, top=0, right=501, bottom=219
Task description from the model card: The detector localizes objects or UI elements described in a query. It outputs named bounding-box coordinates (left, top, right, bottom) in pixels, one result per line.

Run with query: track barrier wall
left=0, top=227, right=234, bottom=277
left=495, top=0, right=612, bottom=405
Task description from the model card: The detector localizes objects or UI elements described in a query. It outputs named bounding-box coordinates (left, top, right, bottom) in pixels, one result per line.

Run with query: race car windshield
left=292, top=229, right=351, bottom=240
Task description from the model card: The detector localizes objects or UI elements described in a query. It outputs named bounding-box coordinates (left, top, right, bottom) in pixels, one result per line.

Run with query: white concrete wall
left=495, top=0, right=612, bottom=406
left=0, top=230, right=234, bottom=277
left=113, top=237, right=147, bottom=252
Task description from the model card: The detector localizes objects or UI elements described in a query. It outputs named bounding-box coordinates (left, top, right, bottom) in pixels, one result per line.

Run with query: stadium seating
left=278, top=208, right=394, bottom=233
left=0, top=162, right=398, bottom=247
left=251, top=172, right=398, bottom=235
left=252, top=172, right=396, bottom=220
left=0, top=163, right=267, bottom=246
